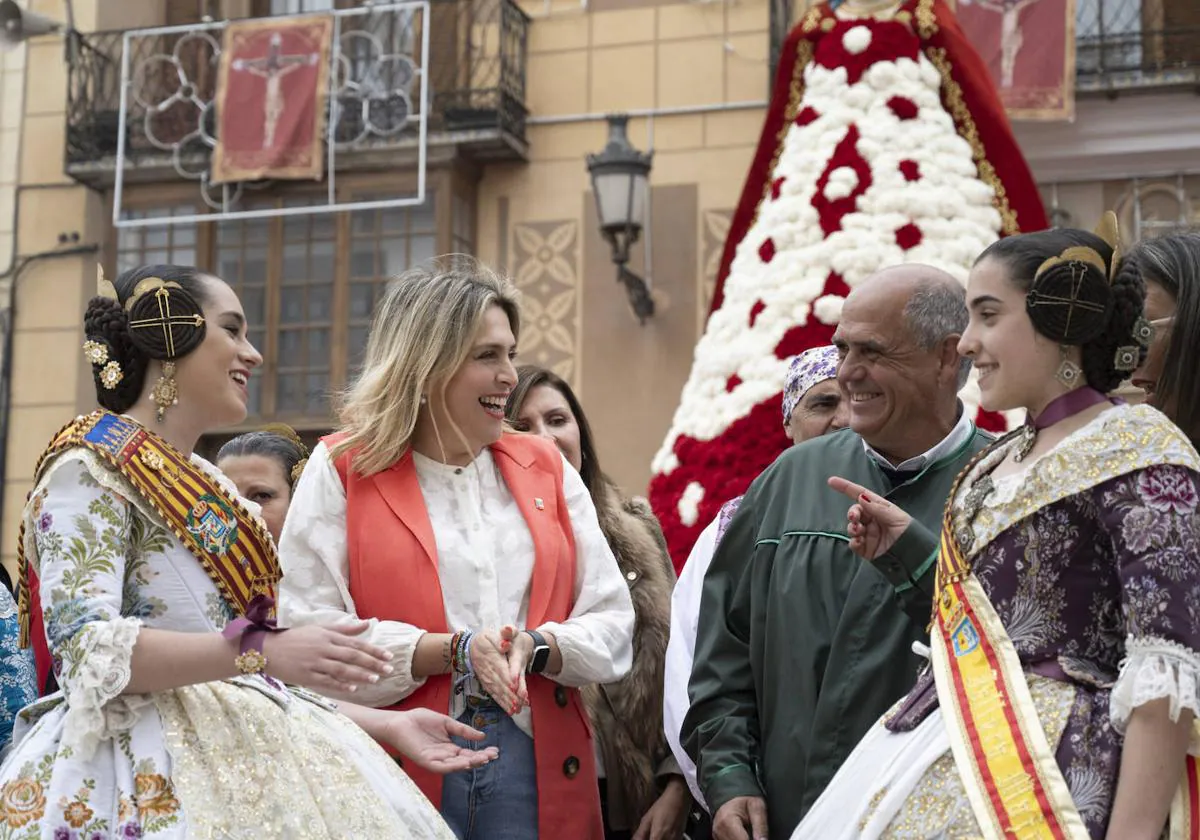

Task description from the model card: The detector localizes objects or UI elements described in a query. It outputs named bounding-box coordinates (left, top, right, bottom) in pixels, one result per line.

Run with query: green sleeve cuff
left=876, top=519, right=939, bottom=593
left=706, top=763, right=764, bottom=814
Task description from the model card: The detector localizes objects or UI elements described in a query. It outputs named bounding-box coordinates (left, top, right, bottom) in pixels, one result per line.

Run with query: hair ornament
left=1113, top=345, right=1141, bottom=373
left=260, top=423, right=310, bottom=456
left=1093, top=210, right=1121, bottom=282
left=258, top=423, right=310, bottom=484
left=1025, top=212, right=1126, bottom=346
left=1131, top=317, right=1154, bottom=348
left=82, top=339, right=109, bottom=366
left=96, top=264, right=119, bottom=303
left=290, top=458, right=309, bottom=484
left=124, top=276, right=207, bottom=361
left=99, top=360, right=124, bottom=390
left=1033, top=243, right=1109, bottom=283
left=125, top=277, right=180, bottom=312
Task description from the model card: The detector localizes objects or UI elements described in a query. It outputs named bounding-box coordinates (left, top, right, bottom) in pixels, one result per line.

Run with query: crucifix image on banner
left=957, top=0, right=1076, bottom=120
left=235, top=32, right=319, bottom=150
left=212, top=14, right=334, bottom=183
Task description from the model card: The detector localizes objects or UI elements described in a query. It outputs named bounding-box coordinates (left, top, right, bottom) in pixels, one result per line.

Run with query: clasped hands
left=466, top=624, right=537, bottom=716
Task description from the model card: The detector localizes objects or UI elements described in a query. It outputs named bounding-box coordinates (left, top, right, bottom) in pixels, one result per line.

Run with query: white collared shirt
left=276, top=442, right=635, bottom=737
left=861, top=403, right=974, bottom=474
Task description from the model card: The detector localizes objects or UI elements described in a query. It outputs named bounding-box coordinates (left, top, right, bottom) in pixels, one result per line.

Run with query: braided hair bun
left=976, top=227, right=1146, bottom=393
left=83, top=296, right=145, bottom=412
left=1025, top=256, right=1113, bottom=345
left=123, top=278, right=206, bottom=361
left=83, top=264, right=212, bottom=413
left=1084, top=251, right=1145, bottom=394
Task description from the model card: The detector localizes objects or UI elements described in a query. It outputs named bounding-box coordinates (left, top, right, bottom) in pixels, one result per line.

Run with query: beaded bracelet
left=452, top=630, right=475, bottom=676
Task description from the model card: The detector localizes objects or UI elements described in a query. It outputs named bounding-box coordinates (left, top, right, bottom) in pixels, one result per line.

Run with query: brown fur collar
left=582, top=481, right=677, bottom=825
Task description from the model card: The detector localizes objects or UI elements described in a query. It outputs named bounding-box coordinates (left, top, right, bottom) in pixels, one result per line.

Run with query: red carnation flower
left=759, top=237, right=777, bottom=263
left=887, top=96, right=919, bottom=120
left=896, top=222, right=923, bottom=250
left=795, top=106, right=819, bottom=127
left=749, top=300, right=766, bottom=327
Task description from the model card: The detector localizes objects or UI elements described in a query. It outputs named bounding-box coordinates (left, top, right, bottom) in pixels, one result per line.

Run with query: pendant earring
left=150, top=361, right=178, bottom=423
left=1055, top=346, right=1084, bottom=390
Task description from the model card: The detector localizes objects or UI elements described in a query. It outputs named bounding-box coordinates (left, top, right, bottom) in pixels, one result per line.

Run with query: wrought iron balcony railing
left=1076, top=0, right=1200, bottom=89
left=64, top=0, right=529, bottom=182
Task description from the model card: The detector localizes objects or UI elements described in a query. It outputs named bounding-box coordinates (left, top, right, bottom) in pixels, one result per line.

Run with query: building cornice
left=1012, top=89, right=1200, bottom=183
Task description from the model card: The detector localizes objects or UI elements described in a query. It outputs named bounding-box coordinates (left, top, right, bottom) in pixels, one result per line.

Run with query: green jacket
left=682, top=424, right=992, bottom=838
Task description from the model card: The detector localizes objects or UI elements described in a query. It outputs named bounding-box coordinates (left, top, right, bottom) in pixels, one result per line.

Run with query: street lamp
left=586, top=114, right=655, bottom=323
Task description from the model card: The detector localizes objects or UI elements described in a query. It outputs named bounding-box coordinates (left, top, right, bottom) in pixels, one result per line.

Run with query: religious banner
left=956, top=0, right=1076, bottom=120
left=212, top=14, right=333, bottom=183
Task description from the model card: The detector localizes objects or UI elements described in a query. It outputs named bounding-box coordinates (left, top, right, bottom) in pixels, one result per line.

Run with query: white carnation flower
left=843, top=25, right=873, bottom=55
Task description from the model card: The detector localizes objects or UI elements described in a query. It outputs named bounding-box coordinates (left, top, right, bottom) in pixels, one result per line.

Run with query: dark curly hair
left=976, top=228, right=1145, bottom=393
left=217, top=429, right=309, bottom=491
left=84, top=264, right=213, bottom=413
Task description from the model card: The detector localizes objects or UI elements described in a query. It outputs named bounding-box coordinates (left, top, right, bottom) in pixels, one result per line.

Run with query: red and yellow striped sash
left=18, top=411, right=278, bottom=645
left=932, top=480, right=1200, bottom=839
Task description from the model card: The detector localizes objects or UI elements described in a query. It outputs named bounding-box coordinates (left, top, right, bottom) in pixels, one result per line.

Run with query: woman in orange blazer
left=277, top=260, right=635, bottom=840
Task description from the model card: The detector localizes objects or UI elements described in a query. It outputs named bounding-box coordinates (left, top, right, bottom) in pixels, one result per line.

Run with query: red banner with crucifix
left=955, top=0, right=1076, bottom=120
left=212, top=14, right=333, bottom=183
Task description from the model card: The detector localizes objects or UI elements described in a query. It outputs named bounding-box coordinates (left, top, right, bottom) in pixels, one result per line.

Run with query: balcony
left=1077, top=0, right=1200, bottom=90
left=64, top=0, right=530, bottom=189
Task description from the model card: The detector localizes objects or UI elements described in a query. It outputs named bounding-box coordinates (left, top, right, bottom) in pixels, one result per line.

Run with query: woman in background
left=1128, top=232, right=1200, bottom=447
left=507, top=365, right=689, bottom=840
left=218, top=426, right=309, bottom=541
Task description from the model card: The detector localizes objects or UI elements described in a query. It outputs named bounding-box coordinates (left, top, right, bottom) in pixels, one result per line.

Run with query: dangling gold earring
left=1054, top=346, right=1083, bottom=390
left=150, top=361, right=178, bottom=422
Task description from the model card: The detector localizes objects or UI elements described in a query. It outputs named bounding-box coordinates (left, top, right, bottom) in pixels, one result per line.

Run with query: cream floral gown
left=0, top=447, right=455, bottom=839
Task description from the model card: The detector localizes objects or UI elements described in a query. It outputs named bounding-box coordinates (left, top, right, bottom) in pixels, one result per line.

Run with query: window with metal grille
left=347, top=194, right=437, bottom=369
left=1077, top=0, right=1200, bottom=78
left=116, top=206, right=200, bottom=275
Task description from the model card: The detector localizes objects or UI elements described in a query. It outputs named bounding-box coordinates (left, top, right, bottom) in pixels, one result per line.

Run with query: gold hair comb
left=97, top=264, right=118, bottom=302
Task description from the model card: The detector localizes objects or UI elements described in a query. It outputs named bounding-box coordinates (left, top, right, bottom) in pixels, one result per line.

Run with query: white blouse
left=277, top=441, right=635, bottom=735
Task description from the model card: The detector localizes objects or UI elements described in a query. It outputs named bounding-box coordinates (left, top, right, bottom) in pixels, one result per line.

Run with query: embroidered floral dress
left=793, top=404, right=1200, bottom=839
left=0, top=587, right=35, bottom=758
left=0, top=447, right=455, bottom=839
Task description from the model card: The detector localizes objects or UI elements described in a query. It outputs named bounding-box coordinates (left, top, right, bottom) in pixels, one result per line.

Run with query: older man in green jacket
left=682, top=266, right=994, bottom=840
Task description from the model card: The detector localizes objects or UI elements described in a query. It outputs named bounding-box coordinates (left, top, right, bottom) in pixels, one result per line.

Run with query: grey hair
left=903, top=279, right=972, bottom=389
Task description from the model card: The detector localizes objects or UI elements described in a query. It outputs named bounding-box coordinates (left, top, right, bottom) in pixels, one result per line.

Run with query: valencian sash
left=18, top=411, right=280, bottom=652
left=930, top=454, right=1200, bottom=840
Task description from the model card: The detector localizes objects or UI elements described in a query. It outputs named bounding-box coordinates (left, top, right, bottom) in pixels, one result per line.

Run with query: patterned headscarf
left=782, top=344, right=841, bottom=424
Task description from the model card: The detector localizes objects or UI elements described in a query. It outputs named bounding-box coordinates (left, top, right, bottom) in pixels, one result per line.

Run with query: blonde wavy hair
left=331, top=259, right=521, bottom=475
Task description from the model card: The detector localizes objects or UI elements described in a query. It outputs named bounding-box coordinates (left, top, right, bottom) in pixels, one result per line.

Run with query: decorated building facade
left=0, top=0, right=1198, bottom=577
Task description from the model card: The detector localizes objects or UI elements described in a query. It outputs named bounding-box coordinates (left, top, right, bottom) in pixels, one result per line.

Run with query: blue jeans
left=441, top=698, right=538, bottom=840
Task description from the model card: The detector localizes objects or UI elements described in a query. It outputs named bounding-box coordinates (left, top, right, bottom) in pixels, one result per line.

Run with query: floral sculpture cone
left=648, top=0, right=1048, bottom=571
